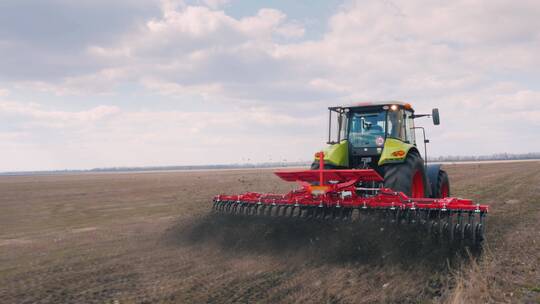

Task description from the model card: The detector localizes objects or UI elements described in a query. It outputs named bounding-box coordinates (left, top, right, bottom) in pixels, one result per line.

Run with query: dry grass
left=441, top=162, right=540, bottom=303
left=0, top=162, right=539, bottom=303
left=445, top=253, right=491, bottom=304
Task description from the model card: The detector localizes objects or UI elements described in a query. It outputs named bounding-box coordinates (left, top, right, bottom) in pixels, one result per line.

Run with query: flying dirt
left=213, top=102, right=489, bottom=249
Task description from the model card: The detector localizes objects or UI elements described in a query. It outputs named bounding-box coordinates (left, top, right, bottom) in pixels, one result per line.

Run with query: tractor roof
left=330, top=101, right=414, bottom=112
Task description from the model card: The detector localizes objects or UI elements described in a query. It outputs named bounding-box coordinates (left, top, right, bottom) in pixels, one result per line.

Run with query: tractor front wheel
left=383, top=151, right=428, bottom=198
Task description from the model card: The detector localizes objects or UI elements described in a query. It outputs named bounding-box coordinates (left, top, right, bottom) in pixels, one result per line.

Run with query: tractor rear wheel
left=434, top=170, right=450, bottom=198
left=383, top=151, right=428, bottom=198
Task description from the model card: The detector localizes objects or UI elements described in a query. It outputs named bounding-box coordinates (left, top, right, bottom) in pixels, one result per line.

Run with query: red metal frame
left=214, top=152, right=489, bottom=214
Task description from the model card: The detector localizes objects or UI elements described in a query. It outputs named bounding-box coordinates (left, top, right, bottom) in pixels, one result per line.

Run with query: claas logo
left=391, top=150, right=406, bottom=157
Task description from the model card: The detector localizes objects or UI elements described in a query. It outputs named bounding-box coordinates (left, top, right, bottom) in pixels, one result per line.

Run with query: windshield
left=348, top=111, right=386, bottom=148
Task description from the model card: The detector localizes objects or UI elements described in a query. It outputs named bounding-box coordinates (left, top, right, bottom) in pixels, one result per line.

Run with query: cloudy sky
left=1, top=0, right=539, bottom=171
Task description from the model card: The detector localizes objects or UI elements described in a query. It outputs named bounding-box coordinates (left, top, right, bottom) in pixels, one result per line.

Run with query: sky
left=1, top=0, right=540, bottom=171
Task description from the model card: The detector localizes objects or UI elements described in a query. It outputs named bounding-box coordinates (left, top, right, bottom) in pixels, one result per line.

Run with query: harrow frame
left=213, top=153, right=488, bottom=247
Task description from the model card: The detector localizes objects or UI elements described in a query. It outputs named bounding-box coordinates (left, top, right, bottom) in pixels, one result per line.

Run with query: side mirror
left=432, top=108, right=440, bottom=125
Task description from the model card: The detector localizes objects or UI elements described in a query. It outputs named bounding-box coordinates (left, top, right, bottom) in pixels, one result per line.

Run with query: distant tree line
left=429, top=152, right=540, bottom=162
left=3, top=153, right=540, bottom=175
left=87, top=161, right=309, bottom=172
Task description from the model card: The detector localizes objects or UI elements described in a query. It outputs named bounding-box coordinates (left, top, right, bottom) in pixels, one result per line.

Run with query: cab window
left=348, top=111, right=386, bottom=148
left=405, top=110, right=415, bottom=144
left=387, top=109, right=406, bottom=141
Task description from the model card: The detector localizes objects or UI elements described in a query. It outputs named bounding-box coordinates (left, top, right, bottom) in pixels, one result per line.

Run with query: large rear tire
left=434, top=170, right=450, bottom=198
left=383, top=151, right=428, bottom=198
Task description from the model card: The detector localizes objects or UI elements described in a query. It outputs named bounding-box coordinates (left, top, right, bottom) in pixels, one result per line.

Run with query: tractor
left=311, top=101, right=449, bottom=199
left=212, top=102, right=488, bottom=247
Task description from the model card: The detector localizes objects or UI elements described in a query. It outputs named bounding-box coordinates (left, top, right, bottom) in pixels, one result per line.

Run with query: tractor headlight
left=390, top=104, right=398, bottom=111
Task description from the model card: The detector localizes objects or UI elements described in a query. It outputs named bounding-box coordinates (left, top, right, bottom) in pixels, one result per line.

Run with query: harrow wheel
left=211, top=199, right=486, bottom=250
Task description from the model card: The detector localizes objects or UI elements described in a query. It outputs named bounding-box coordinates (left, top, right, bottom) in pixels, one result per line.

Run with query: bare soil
left=0, top=162, right=539, bottom=303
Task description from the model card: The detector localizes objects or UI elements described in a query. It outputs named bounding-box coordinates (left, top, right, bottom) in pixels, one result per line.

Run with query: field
left=1, top=162, right=539, bottom=303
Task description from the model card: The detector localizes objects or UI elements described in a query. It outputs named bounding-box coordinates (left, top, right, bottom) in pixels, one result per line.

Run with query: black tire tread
left=383, top=151, right=428, bottom=197
left=434, top=170, right=450, bottom=198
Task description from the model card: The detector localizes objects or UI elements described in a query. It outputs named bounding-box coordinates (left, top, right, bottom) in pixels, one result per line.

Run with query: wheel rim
left=411, top=170, right=425, bottom=198
left=441, top=182, right=449, bottom=198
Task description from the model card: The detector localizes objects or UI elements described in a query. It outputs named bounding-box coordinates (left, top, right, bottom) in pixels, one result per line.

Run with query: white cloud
left=0, top=131, right=28, bottom=141
left=2, top=0, right=540, bottom=170
left=0, top=101, right=120, bottom=123
left=199, top=0, right=230, bottom=10
left=13, top=67, right=131, bottom=96
left=5, top=1, right=540, bottom=104
left=0, top=99, right=323, bottom=170
left=82, top=4, right=308, bottom=101
left=274, top=21, right=305, bottom=39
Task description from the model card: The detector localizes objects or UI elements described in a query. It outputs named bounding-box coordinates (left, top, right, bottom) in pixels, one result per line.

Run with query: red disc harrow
left=213, top=158, right=488, bottom=247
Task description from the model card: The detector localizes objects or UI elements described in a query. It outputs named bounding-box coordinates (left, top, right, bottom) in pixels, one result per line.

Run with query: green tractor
left=312, top=101, right=449, bottom=199
left=213, top=102, right=488, bottom=247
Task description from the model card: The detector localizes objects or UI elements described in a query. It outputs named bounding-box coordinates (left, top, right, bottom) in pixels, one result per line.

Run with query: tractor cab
left=318, top=102, right=439, bottom=171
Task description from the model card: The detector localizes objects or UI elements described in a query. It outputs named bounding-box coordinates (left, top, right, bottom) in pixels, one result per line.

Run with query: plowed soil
left=1, top=162, right=539, bottom=303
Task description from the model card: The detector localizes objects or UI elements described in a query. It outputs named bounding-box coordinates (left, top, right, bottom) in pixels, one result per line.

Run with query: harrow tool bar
left=213, top=155, right=488, bottom=247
